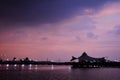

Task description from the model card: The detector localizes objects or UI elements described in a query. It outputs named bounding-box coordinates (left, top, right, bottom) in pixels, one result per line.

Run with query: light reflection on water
left=0, top=64, right=71, bottom=71
left=0, top=65, right=120, bottom=80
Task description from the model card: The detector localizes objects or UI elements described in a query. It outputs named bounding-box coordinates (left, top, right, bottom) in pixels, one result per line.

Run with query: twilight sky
left=0, top=0, right=120, bottom=61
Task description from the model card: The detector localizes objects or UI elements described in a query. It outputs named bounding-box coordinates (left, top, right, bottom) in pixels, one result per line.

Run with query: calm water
left=0, top=64, right=120, bottom=80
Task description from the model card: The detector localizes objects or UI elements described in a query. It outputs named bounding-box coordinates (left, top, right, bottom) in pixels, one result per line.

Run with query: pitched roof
left=78, top=52, right=105, bottom=62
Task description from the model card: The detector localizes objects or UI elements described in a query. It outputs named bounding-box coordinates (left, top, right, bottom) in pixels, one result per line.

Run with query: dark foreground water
left=0, top=64, right=120, bottom=80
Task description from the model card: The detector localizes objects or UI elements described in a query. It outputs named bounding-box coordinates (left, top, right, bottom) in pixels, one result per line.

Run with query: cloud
left=87, top=32, right=98, bottom=39
left=113, top=25, right=120, bottom=35
left=109, top=25, right=120, bottom=36
left=1, top=0, right=120, bottom=60
left=0, top=0, right=118, bottom=31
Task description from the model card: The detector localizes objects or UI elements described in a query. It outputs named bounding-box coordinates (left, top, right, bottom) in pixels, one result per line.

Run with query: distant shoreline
left=0, top=61, right=120, bottom=68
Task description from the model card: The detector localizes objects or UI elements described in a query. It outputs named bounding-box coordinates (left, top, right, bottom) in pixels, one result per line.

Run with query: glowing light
left=14, top=64, right=17, bottom=67
left=6, top=64, right=9, bottom=70
left=68, top=66, right=71, bottom=70
left=21, top=64, right=25, bottom=70
left=21, top=64, right=25, bottom=67
left=29, top=59, right=32, bottom=61
left=6, top=59, right=9, bottom=61
left=29, top=64, right=32, bottom=70
left=6, top=64, right=9, bottom=67
left=51, top=65, right=54, bottom=70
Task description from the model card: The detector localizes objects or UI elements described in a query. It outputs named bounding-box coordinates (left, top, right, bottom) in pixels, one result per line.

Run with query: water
left=0, top=64, right=120, bottom=80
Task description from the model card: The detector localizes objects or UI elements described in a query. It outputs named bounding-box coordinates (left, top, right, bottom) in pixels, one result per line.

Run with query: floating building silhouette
left=71, top=52, right=106, bottom=63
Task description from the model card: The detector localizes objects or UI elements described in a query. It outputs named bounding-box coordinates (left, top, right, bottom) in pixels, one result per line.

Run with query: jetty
left=70, top=52, right=120, bottom=68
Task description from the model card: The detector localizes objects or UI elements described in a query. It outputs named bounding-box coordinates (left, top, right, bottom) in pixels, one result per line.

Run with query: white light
left=51, top=65, right=54, bottom=70
left=114, top=60, right=119, bottom=62
left=29, top=64, right=32, bottom=67
left=14, top=64, right=17, bottom=67
left=6, top=64, right=9, bottom=70
left=21, top=64, right=25, bottom=67
left=6, top=59, right=9, bottom=61
left=68, top=66, right=71, bottom=70
left=6, top=64, right=9, bottom=67
left=29, top=59, right=31, bottom=61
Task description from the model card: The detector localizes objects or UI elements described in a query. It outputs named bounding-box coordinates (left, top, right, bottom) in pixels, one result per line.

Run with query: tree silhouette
left=12, top=57, right=16, bottom=61
left=0, top=58, right=2, bottom=62
left=24, top=57, right=30, bottom=62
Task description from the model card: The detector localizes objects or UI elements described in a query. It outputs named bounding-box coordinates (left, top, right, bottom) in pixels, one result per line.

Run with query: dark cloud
left=0, top=0, right=119, bottom=31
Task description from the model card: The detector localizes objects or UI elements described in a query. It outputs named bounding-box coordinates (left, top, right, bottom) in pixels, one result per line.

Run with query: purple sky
left=0, top=0, right=120, bottom=61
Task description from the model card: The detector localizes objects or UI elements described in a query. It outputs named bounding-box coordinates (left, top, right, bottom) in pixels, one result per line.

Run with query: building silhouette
left=71, top=52, right=106, bottom=63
